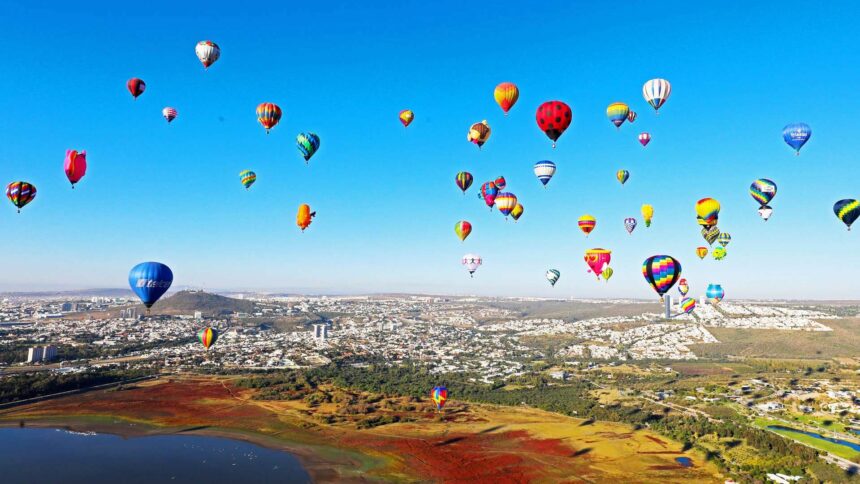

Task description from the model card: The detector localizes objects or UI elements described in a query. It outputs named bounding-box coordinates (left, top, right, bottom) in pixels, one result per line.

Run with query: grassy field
left=754, top=417, right=860, bottom=460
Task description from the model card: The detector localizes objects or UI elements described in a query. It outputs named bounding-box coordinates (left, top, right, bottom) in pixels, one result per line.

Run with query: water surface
left=767, top=425, right=860, bottom=452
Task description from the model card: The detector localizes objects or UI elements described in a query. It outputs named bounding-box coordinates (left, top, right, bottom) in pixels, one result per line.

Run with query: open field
left=0, top=376, right=723, bottom=483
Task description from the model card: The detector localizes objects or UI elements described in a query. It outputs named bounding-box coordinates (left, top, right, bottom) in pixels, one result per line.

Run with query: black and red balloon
left=536, top=101, right=572, bottom=148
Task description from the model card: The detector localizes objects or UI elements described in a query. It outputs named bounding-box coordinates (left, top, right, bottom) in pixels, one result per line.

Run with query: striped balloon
left=297, top=132, right=320, bottom=163
left=750, top=179, right=777, bottom=207
left=511, top=203, right=523, bottom=222
left=701, top=226, right=720, bottom=246
left=239, top=170, right=256, bottom=189
left=6, top=181, right=36, bottom=213
left=399, top=109, right=414, bottom=127
left=256, top=103, right=282, bottom=133
left=602, top=267, right=614, bottom=282
left=162, top=107, right=177, bottom=123
left=495, top=192, right=518, bottom=218
left=455, top=171, right=473, bottom=194
left=642, top=255, right=681, bottom=300
left=494, top=176, right=507, bottom=191
left=533, top=161, right=556, bottom=187
left=624, top=217, right=637, bottom=235
left=578, top=215, right=596, bottom=236
left=695, top=198, right=721, bottom=227
left=480, top=181, right=498, bottom=209
left=834, top=199, right=860, bottom=230
left=195, top=40, right=221, bottom=69
left=454, top=220, right=472, bottom=242
left=494, top=82, right=519, bottom=115
left=782, top=123, right=811, bottom=155
left=546, top=269, right=561, bottom=287
left=431, top=386, right=448, bottom=410
left=616, top=169, right=629, bottom=185
left=638, top=132, right=651, bottom=147
left=717, top=232, right=731, bottom=247
left=606, top=102, right=630, bottom=128
left=197, top=327, right=219, bottom=350
left=627, top=111, right=637, bottom=123
left=642, top=78, right=671, bottom=112
left=680, top=297, right=696, bottom=314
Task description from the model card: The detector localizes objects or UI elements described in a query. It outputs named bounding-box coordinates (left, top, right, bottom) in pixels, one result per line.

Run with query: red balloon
left=536, top=101, right=572, bottom=148
left=127, top=78, right=145, bottom=99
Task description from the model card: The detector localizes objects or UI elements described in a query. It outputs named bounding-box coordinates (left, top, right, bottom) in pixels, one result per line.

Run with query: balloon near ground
left=64, top=150, right=87, bottom=188
left=6, top=181, right=36, bottom=213
left=197, top=327, right=218, bottom=350
left=642, top=255, right=681, bottom=301
left=546, top=269, right=560, bottom=287
left=782, top=122, right=811, bottom=155
left=239, top=170, right=256, bottom=189
left=296, top=132, right=320, bottom=163
left=454, top=221, right=472, bottom=242
left=430, top=386, right=448, bottom=411
left=296, top=204, right=316, bottom=232
left=195, top=40, right=220, bottom=69
left=128, top=262, right=173, bottom=309
left=467, top=120, right=491, bottom=148
left=536, top=101, right=572, bottom=148
left=706, top=284, right=725, bottom=304
left=578, top=215, right=596, bottom=236
left=533, top=161, right=556, bottom=187
left=833, top=199, right=860, bottom=231
left=494, top=82, right=519, bottom=115
left=642, top=78, right=671, bottom=113
left=256, top=103, right=282, bottom=133
left=584, top=249, right=611, bottom=280
left=462, top=254, right=482, bottom=277
left=399, top=109, right=414, bottom=127
left=455, top=172, right=473, bottom=194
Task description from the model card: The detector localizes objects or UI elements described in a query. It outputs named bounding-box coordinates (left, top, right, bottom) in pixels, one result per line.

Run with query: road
left=0, top=355, right=150, bottom=375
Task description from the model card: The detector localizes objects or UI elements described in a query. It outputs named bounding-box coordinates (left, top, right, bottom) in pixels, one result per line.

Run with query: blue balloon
left=782, top=122, right=811, bottom=154
left=128, top=262, right=173, bottom=308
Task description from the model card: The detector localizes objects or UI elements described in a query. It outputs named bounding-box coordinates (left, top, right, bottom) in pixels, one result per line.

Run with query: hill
left=152, top=291, right=257, bottom=316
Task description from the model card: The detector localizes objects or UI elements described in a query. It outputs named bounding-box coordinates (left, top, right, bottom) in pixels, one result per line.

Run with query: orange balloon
left=297, top=204, right=316, bottom=232
left=494, top=82, right=519, bottom=115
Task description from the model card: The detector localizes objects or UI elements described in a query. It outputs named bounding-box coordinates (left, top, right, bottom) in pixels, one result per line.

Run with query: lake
left=767, top=425, right=860, bottom=452
left=0, top=427, right=311, bottom=483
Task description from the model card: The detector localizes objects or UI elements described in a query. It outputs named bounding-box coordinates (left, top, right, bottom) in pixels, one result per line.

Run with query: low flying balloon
left=399, top=109, right=414, bottom=128
left=64, top=149, right=87, bottom=188
left=195, top=40, right=221, bottom=69
left=128, top=262, right=173, bottom=309
left=578, top=215, right=596, bottom=236
left=680, top=298, right=696, bottom=314
left=511, top=203, right=523, bottom=222
left=701, top=226, right=720, bottom=245
left=127, top=78, right=145, bottom=99
left=296, top=204, right=316, bottom=232
left=641, top=204, right=654, bottom=227
left=642, top=78, right=672, bottom=113
left=467, top=120, right=491, bottom=148
left=494, top=82, right=519, bottom=115
left=758, top=205, right=773, bottom=221
left=638, top=132, right=651, bottom=147
left=297, top=132, right=320, bottom=163
left=642, top=255, right=681, bottom=301
left=494, top=176, right=507, bottom=191
left=6, top=181, right=36, bottom=213
left=678, top=278, right=689, bottom=296
left=695, top=198, right=721, bottom=227
left=584, top=249, right=611, bottom=280
left=602, top=267, right=614, bottom=282
left=717, top=232, right=732, bottom=247
left=239, top=170, right=256, bottom=189
left=197, top=327, right=218, bottom=350
left=782, top=123, right=811, bottom=155
left=706, top=284, right=725, bottom=304
left=256, top=103, right=282, bottom=134
left=624, top=217, right=637, bottom=235
left=480, top=181, right=498, bottom=209
left=536, top=101, right=572, bottom=148
left=606, top=102, right=630, bottom=129
left=534, top=161, right=556, bottom=187
left=627, top=111, right=637, bottom=123
left=455, top=171, right=473, bottom=194
left=462, top=254, right=482, bottom=277
left=431, top=386, right=448, bottom=411
left=162, top=107, right=177, bottom=124
left=546, top=269, right=561, bottom=287
left=454, top=221, right=472, bottom=242
left=834, top=199, right=860, bottom=230
left=495, top=192, right=518, bottom=218
left=713, top=246, right=727, bottom=260
left=617, top=169, right=629, bottom=185
left=696, top=246, right=708, bottom=259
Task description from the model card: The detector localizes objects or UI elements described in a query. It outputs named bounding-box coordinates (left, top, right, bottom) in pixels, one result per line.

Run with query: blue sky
left=1, top=1, right=859, bottom=299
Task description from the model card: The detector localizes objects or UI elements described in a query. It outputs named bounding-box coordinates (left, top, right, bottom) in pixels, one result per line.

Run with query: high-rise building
left=61, top=302, right=73, bottom=312
left=42, top=345, right=57, bottom=362
left=312, top=324, right=329, bottom=342
left=664, top=295, right=672, bottom=319
left=26, top=347, right=43, bottom=363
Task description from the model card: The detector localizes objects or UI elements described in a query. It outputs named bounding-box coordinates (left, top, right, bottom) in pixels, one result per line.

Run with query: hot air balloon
left=127, top=78, right=145, bottom=99
left=494, top=82, right=519, bottom=115
left=162, top=107, right=177, bottom=123
left=584, top=249, right=611, bottom=280
left=758, top=205, right=773, bottom=222
left=511, top=203, right=523, bottom=222
left=6, top=182, right=36, bottom=213
left=606, top=102, right=630, bottom=129
left=534, top=161, right=556, bottom=187
left=627, top=111, right=637, bottom=123
left=128, top=262, right=173, bottom=310
left=467, top=120, right=491, bottom=148
left=701, top=226, right=720, bottom=246
left=713, top=246, right=727, bottom=260
left=536, top=101, right=572, bottom=148
left=717, top=232, right=732, bottom=247
left=695, top=198, right=721, bottom=227
left=602, top=267, right=614, bottom=282
left=546, top=269, right=561, bottom=287
left=462, top=254, right=482, bottom=277
left=641, top=204, right=654, bottom=227
left=642, top=78, right=671, bottom=113
left=642, top=255, right=681, bottom=301
left=680, top=298, right=696, bottom=314
left=195, top=40, right=221, bottom=69
left=624, top=217, right=637, bottom=235
left=239, top=170, right=256, bottom=189
left=480, top=181, right=498, bottom=209
left=782, top=123, right=811, bottom=155
left=696, top=246, right=708, bottom=259
left=638, top=132, right=651, bottom=147
left=706, top=284, right=724, bottom=304
left=297, top=204, right=316, bottom=232
left=617, top=170, right=629, bottom=185
left=678, top=278, right=689, bottom=296
left=578, top=215, right=596, bottom=236
left=399, top=109, right=414, bottom=128
left=494, top=176, right=507, bottom=191
left=454, top=221, right=472, bottom=242
left=495, top=192, right=518, bottom=219
left=431, top=386, right=448, bottom=411
left=455, top=171, right=473, bottom=194
left=297, top=133, right=320, bottom=163
left=197, top=327, right=218, bottom=350
left=834, top=199, right=860, bottom=230
left=64, top=149, right=87, bottom=188
left=750, top=179, right=777, bottom=220
left=256, top=103, right=282, bottom=134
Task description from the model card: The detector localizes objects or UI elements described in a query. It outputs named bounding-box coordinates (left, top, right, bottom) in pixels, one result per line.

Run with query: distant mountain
left=153, top=290, right=257, bottom=316
left=0, top=288, right=134, bottom=298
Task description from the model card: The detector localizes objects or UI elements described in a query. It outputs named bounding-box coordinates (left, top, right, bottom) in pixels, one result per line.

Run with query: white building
left=26, top=346, right=42, bottom=363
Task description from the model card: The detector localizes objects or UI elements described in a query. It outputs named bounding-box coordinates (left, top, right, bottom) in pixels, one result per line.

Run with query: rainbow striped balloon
left=679, top=297, right=696, bottom=314
left=642, top=255, right=681, bottom=300
left=750, top=179, right=777, bottom=207
left=197, top=327, right=218, bottom=350
left=431, top=386, right=448, bottom=410
left=616, top=169, right=629, bottom=185
left=6, top=181, right=36, bottom=213
left=256, top=103, right=282, bottom=133
left=606, top=102, right=630, bottom=128
left=239, top=170, right=256, bottom=189
left=455, top=171, right=473, bottom=194
left=495, top=192, right=518, bottom=218
left=578, top=214, right=596, bottom=236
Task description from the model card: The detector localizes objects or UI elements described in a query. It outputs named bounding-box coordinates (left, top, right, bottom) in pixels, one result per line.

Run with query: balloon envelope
left=399, top=109, right=414, bottom=127
left=624, top=217, right=637, bottom=234
left=680, top=298, right=696, bottom=314
left=431, top=386, right=448, bottom=410
left=696, top=246, right=708, bottom=259
left=782, top=123, right=811, bottom=154
left=641, top=204, right=654, bottom=227
left=195, top=40, right=221, bottom=68
left=454, top=221, right=472, bottom=241
left=127, top=78, right=145, bottom=98
left=546, top=269, right=561, bottom=287
left=642, top=255, right=681, bottom=300
left=64, top=150, right=87, bottom=187
left=706, top=284, right=725, bottom=304
left=467, top=120, right=491, bottom=148
left=584, top=249, right=611, bottom=279
left=536, top=101, right=572, bottom=147
left=239, top=170, right=256, bottom=189
left=495, top=192, right=518, bottom=217
left=834, top=199, right=860, bottom=230
left=616, top=170, right=629, bottom=185
left=534, top=161, right=556, bottom=186
left=695, top=198, right=721, bottom=227
left=462, top=254, right=482, bottom=276
left=455, top=172, right=473, bottom=193
left=750, top=179, right=777, bottom=207
left=642, top=78, right=671, bottom=112
left=256, top=103, right=282, bottom=133
left=197, top=327, right=218, bottom=350
left=128, top=262, right=173, bottom=309
left=5, top=181, right=36, bottom=212
left=606, top=102, right=630, bottom=128
left=494, top=82, right=519, bottom=114
left=578, top=215, right=596, bottom=236
left=678, top=278, right=689, bottom=296
left=297, top=132, right=320, bottom=162
left=511, top=203, right=523, bottom=221
left=297, top=204, right=316, bottom=231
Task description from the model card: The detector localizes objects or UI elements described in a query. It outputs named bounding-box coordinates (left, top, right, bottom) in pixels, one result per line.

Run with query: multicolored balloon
left=495, top=192, right=518, bottom=218
left=617, top=169, right=629, bottom=185
left=624, top=217, right=637, bottom=235
left=642, top=255, right=681, bottom=301
left=678, top=278, right=689, bottom=296
left=642, top=78, right=671, bottom=113
left=297, top=132, right=320, bottom=163
left=511, top=203, right=523, bottom=222
left=494, top=176, right=507, bottom=191
left=197, top=327, right=218, bottom=350
left=128, top=262, right=173, bottom=309
left=296, top=204, right=316, bottom=232
left=5, top=181, right=36, bottom=213
left=578, top=215, right=596, bottom=236
left=750, top=179, right=777, bottom=221
left=706, top=284, right=725, bottom=304
left=546, top=269, right=561, bottom=287
left=64, top=149, right=87, bottom=188
left=602, top=267, right=614, bottom=282
left=695, top=198, right=721, bottom=227
left=256, top=103, right=282, bottom=133
left=696, top=246, right=708, bottom=259
left=239, top=170, right=256, bottom=189
left=431, top=386, right=448, bottom=411
left=606, top=102, right=630, bottom=129
left=462, top=254, right=482, bottom=277
left=195, top=40, right=221, bottom=69
left=627, top=111, right=637, bottom=123
left=127, top=78, right=145, bottom=99
left=455, top=171, right=473, bottom=194
left=480, top=181, right=498, bottom=209
left=584, top=249, right=611, bottom=280
left=454, top=221, right=472, bottom=242
left=641, top=204, right=654, bottom=227
left=536, top=101, right=572, bottom=148
left=467, top=120, right=491, bottom=148
left=717, top=232, right=732, bottom=247
left=680, top=297, right=696, bottom=314
left=713, top=246, right=727, bottom=260
left=701, top=226, right=720, bottom=245
left=782, top=123, right=811, bottom=155
left=638, top=132, right=651, bottom=147
left=534, top=161, right=556, bottom=187
left=834, top=199, right=860, bottom=230
left=494, top=82, right=519, bottom=115
left=399, top=109, right=414, bottom=128
left=162, top=107, right=177, bottom=123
